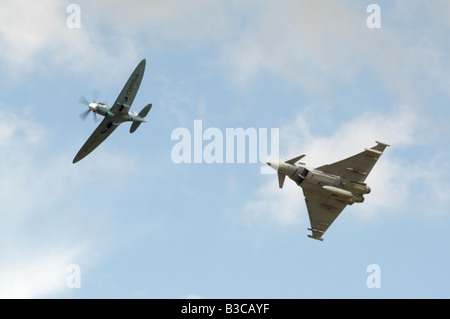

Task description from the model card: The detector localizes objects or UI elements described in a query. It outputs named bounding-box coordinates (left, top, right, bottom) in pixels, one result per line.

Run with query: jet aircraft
left=266, top=141, right=389, bottom=241
left=73, top=59, right=152, bottom=163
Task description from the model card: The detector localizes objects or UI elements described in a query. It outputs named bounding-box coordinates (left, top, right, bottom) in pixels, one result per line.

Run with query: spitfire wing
left=302, top=184, right=348, bottom=241
left=72, top=118, right=119, bottom=163
left=316, top=141, right=389, bottom=183
left=110, top=59, right=146, bottom=115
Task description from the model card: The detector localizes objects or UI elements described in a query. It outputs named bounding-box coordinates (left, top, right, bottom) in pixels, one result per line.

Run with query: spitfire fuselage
left=89, top=102, right=147, bottom=123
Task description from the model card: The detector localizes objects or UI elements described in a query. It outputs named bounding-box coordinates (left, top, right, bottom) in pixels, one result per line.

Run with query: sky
left=0, top=0, right=449, bottom=298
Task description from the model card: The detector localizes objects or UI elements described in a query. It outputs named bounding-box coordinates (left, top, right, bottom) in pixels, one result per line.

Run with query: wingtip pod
left=370, top=140, right=390, bottom=154
left=375, top=140, right=390, bottom=147
left=307, top=235, right=324, bottom=241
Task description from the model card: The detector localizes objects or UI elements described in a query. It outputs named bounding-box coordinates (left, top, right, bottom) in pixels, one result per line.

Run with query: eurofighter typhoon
left=266, top=141, right=389, bottom=241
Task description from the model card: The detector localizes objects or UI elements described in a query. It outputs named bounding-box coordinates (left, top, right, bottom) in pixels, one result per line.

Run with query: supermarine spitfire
left=266, top=141, right=389, bottom=241
left=73, top=59, right=152, bottom=163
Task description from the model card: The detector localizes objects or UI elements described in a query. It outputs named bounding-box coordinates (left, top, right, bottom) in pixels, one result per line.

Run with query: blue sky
left=0, top=0, right=449, bottom=298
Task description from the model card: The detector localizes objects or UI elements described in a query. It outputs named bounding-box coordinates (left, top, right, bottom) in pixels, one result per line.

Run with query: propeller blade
left=93, top=112, right=100, bottom=123
left=79, top=109, right=90, bottom=120
left=79, top=95, right=90, bottom=105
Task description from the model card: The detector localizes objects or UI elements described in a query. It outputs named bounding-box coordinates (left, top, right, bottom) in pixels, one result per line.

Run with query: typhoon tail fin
left=130, top=104, right=152, bottom=133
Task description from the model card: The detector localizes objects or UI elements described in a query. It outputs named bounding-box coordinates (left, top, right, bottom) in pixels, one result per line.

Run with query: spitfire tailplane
left=130, top=104, right=152, bottom=133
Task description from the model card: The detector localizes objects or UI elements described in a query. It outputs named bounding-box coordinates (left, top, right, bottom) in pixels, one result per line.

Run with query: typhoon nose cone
left=266, top=160, right=280, bottom=171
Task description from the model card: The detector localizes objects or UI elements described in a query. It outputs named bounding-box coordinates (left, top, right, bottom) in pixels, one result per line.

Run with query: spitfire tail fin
left=130, top=104, right=152, bottom=133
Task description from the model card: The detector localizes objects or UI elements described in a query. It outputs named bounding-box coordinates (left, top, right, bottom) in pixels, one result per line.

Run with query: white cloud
left=89, top=0, right=233, bottom=45
left=0, top=0, right=239, bottom=76
left=220, top=1, right=362, bottom=88
left=0, top=110, right=83, bottom=297
left=1, top=0, right=449, bottom=99
left=0, top=1, right=61, bottom=66
left=217, top=0, right=450, bottom=103
left=0, top=0, right=137, bottom=77
left=0, top=245, right=87, bottom=298
left=243, top=178, right=304, bottom=227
